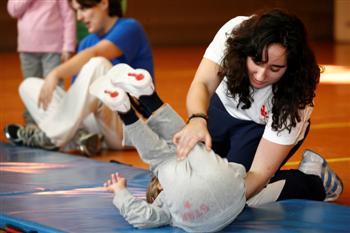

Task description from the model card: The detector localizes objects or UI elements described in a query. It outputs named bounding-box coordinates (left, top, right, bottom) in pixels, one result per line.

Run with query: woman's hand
left=38, top=71, right=59, bottom=110
left=173, top=118, right=212, bottom=160
left=104, top=172, right=127, bottom=193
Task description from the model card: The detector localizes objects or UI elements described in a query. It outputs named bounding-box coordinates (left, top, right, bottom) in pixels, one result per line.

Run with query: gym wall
left=0, top=0, right=333, bottom=51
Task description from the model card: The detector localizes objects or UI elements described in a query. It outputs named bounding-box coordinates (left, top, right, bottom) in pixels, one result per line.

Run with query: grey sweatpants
left=20, top=52, right=61, bottom=79
left=124, top=104, right=184, bottom=170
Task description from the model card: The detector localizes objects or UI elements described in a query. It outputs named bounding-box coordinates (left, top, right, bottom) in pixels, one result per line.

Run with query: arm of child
left=105, top=172, right=171, bottom=229
left=7, top=0, right=34, bottom=18
left=113, top=189, right=171, bottom=229
left=58, top=0, right=76, bottom=57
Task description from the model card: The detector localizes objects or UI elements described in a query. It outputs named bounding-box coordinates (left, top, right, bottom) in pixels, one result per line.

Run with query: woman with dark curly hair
left=174, top=9, right=343, bottom=203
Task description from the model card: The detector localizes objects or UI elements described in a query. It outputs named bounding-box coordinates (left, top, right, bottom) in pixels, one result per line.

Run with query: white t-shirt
left=204, top=16, right=312, bottom=145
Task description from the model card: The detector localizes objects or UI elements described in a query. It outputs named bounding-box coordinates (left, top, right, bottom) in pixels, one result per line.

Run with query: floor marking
left=311, top=122, right=350, bottom=129
left=284, top=157, right=350, bottom=166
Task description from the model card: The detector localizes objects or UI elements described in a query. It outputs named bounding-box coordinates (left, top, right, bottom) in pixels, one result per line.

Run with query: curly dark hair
left=219, top=9, right=320, bottom=132
left=73, top=0, right=123, bottom=17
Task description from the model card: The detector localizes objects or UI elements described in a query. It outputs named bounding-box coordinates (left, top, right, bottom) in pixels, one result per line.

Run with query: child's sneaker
left=106, top=63, right=154, bottom=98
left=298, top=149, right=343, bottom=201
left=89, top=75, right=130, bottom=113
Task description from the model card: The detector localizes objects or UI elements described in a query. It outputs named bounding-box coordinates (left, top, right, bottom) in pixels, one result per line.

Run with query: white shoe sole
left=106, top=63, right=154, bottom=98
left=89, top=76, right=130, bottom=112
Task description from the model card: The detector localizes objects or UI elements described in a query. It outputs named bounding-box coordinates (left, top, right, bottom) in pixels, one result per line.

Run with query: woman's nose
left=255, top=67, right=267, bottom=81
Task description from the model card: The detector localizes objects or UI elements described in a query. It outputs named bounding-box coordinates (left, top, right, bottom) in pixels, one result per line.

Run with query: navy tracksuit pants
left=207, top=93, right=325, bottom=201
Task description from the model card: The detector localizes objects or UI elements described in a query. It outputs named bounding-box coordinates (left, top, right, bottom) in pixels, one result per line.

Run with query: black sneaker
left=4, top=124, right=23, bottom=145
left=4, top=124, right=57, bottom=150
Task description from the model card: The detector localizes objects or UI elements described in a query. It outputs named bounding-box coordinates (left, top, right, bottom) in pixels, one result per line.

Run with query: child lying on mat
left=89, top=63, right=246, bottom=232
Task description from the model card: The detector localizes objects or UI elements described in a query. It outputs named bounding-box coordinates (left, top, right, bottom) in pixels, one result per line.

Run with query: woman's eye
left=270, top=67, right=280, bottom=72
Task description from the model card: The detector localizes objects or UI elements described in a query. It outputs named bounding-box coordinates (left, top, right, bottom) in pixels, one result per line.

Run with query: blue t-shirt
left=73, top=18, right=154, bottom=82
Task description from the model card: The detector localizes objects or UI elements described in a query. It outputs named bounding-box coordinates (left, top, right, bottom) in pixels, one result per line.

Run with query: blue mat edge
left=0, top=214, right=65, bottom=233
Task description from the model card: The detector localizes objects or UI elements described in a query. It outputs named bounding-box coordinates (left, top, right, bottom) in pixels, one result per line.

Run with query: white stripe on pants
left=18, top=57, right=124, bottom=149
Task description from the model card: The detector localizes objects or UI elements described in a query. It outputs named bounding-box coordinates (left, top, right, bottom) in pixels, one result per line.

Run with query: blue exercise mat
left=0, top=143, right=150, bottom=195
left=1, top=143, right=349, bottom=233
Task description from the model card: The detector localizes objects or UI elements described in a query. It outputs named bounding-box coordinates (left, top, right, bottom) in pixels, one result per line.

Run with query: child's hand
left=104, top=172, right=127, bottom=193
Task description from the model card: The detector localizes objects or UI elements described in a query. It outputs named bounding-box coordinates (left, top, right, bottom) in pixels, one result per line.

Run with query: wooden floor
left=0, top=42, right=349, bottom=205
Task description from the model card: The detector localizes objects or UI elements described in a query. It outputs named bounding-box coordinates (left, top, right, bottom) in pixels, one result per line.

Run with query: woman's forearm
left=245, top=171, right=270, bottom=199
left=186, top=81, right=211, bottom=115
left=51, top=48, right=96, bottom=80
left=186, top=58, right=222, bottom=116
left=51, top=40, right=122, bottom=80
left=245, top=139, right=294, bottom=199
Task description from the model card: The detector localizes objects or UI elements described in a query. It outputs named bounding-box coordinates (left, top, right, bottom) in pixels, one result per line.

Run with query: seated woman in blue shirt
left=5, top=0, right=154, bottom=157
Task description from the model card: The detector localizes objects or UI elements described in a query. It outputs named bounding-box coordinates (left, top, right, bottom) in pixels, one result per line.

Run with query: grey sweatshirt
left=113, top=105, right=246, bottom=232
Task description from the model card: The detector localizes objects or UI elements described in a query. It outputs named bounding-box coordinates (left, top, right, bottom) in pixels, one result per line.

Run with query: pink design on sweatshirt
left=181, top=201, right=209, bottom=222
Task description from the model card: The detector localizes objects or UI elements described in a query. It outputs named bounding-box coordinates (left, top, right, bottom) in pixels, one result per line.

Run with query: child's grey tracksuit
left=113, top=105, right=246, bottom=232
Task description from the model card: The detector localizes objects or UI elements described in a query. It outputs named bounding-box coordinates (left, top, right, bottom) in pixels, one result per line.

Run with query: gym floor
left=1, top=42, right=349, bottom=205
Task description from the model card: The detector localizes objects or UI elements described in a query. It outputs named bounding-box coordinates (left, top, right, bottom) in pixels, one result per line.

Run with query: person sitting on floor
left=4, top=0, right=153, bottom=157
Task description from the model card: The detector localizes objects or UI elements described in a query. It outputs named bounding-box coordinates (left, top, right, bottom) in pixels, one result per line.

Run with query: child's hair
left=146, top=176, right=162, bottom=203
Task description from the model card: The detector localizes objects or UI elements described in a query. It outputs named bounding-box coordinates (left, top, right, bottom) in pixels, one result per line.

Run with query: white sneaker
left=298, top=149, right=343, bottom=201
left=106, top=63, right=154, bottom=98
left=89, top=75, right=130, bottom=113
